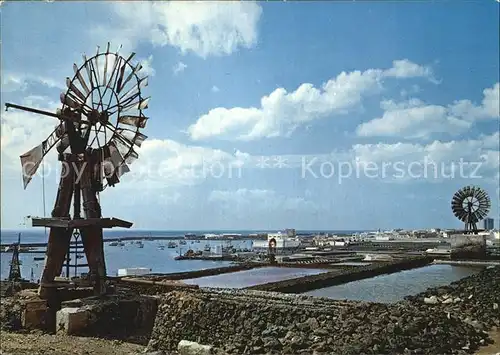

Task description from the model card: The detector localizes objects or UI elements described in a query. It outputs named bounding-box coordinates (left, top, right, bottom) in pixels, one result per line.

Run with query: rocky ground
left=147, top=289, right=495, bottom=354
left=0, top=331, right=146, bottom=355
left=404, top=265, right=499, bottom=330
left=1, top=266, right=499, bottom=354
left=147, top=265, right=499, bottom=355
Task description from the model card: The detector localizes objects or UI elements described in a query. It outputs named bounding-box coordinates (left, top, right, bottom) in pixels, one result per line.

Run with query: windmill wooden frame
left=5, top=43, right=150, bottom=298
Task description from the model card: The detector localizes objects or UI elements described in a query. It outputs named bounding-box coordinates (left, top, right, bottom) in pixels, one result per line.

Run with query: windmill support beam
left=79, top=160, right=107, bottom=296
left=38, top=165, right=75, bottom=299
left=31, top=217, right=133, bottom=229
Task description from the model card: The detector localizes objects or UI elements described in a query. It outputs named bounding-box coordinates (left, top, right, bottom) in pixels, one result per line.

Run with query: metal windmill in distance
left=5, top=43, right=150, bottom=298
left=451, top=186, right=491, bottom=234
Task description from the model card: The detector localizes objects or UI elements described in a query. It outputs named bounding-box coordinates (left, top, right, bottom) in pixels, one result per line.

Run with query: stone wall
left=147, top=281, right=495, bottom=355
left=60, top=294, right=158, bottom=342
left=450, top=235, right=487, bottom=259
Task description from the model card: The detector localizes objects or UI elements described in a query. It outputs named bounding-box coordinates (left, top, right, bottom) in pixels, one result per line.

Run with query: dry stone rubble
left=147, top=266, right=500, bottom=355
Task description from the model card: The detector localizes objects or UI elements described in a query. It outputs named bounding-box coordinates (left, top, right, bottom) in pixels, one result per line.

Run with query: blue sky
left=1, top=1, right=499, bottom=230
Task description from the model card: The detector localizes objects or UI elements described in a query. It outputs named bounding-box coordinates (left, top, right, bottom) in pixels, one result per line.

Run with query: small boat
left=167, top=241, right=177, bottom=248
left=179, top=240, right=187, bottom=245
left=109, top=242, right=119, bottom=246
left=137, top=241, right=144, bottom=248
left=158, top=245, right=165, bottom=250
left=204, top=244, right=211, bottom=252
left=33, top=256, right=45, bottom=261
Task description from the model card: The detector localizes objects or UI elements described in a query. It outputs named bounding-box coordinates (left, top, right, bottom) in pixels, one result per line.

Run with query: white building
left=252, top=230, right=301, bottom=251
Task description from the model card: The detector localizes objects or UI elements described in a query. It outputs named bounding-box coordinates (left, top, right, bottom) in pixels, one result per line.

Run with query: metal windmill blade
left=59, top=43, right=150, bottom=189
left=19, top=122, right=66, bottom=189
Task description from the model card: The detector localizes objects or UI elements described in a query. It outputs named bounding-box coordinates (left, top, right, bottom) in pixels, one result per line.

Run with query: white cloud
left=1, top=72, right=65, bottom=93
left=209, top=188, right=317, bottom=212
left=211, top=85, right=220, bottom=93
left=349, top=133, right=499, bottom=183
left=1, top=98, right=60, bottom=170
left=400, top=84, right=421, bottom=97
left=357, top=82, right=499, bottom=139
left=172, top=61, right=187, bottom=75
left=187, top=59, right=434, bottom=141
left=2, top=89, right=496, bottom=196
left=450, top=82, right=500, bottom=120
left=383, top=59, right=438, bottom=83
left=139, top=55, right=156, bottom=77
left=117, top=138, right=245, bottom=189
left=2, top=74, right=28, bottom=92
left=93, top=1, right=262, bottom=58
left=482, top=131, right=500, bottom=150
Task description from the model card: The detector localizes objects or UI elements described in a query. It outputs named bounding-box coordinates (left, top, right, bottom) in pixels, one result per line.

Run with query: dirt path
left=476, top=328, right=500, bottom=355
left=0, top=331, right=145, bottom=355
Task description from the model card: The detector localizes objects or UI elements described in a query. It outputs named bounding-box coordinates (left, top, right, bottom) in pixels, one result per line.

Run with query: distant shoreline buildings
left=483, top=218, right=494, bottom=231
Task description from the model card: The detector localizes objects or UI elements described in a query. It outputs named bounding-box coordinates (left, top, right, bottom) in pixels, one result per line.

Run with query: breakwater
left=246, top=256, right=434, bottom=293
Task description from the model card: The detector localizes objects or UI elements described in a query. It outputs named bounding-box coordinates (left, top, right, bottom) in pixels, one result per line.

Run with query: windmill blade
left=125, top=149, right=139, bottom=165
left=118, top=62, right=142, bottom=94
left=103, top=43, right=110, bottom=86
left=476, top=190, right=488, bottom=203
left=107, top=141, right=130, bottom=178
left=56, top=135, right=70, bottom=154
left=115, top=128, right=147, bottom=147
left=66, top=77, right=87, bottom=103
left=116, top=52, right=136, bottom=93
left=82, top=54, right=95, bottom=90
left=118, top=115, right=148, bottom=129
left=20, top=145, right=43, bottom=189
left=60, top=93, right=81, bottom=110
left=111, top=135, right=139, bottom=165
left=119, top=76, right=148, bottom=101
left=121, top=96, right=150, bottom=113
left=73, top=64, right=90, bottom=95
left=94, top=46, right=101, bottom=84
left=112, top=135, right=133, bottom=158
left=19, top=124, right=63, bottom=189
left=120, top=91, right=141, bottom=109
left=138, top=96, right=150, bottom=110
left=105, top=54, right=122, bottom=90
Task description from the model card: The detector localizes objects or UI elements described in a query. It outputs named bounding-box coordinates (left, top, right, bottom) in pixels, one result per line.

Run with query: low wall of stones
left=247, top=256, right=434, bottom=293
left=144, top=264, right=264, bottom=281
left=146, top=273, right=497, bottom=355
left=60, top=294, right=158, bottom=343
